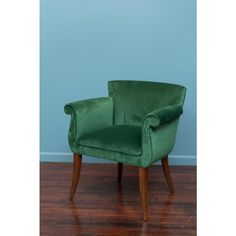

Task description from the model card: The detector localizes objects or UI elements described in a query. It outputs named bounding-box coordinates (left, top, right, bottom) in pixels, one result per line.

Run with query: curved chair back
left=108, top=80, right=186, bottom=126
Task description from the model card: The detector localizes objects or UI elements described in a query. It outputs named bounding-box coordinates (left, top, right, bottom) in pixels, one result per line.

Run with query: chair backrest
left=108, top=80, right=186, bottom=126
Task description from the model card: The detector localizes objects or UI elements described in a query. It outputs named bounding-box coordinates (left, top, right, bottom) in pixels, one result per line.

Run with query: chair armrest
left=64, top=97, right=113, bottom=151
left=140, top=105, right=183, bottom=167
left=143, top=105, right=183, bottom=129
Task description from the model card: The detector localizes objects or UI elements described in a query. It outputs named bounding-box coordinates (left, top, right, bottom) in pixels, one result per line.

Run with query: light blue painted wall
left=40, top=0, right=196, bottom=164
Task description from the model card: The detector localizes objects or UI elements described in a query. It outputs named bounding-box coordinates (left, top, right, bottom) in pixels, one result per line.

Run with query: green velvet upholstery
left=78, top=125, right=142, bottom=156
left=65, top=81, right=186, bottom=167
left=108, top=80, right=186, bottom=126
left=64, top=97, right=113, bottom=152
left=143, top=105, right=183, bottom=128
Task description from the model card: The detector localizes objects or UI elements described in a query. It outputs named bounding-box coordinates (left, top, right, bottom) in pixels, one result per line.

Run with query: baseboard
left=40, top=152, right=196, bottom=166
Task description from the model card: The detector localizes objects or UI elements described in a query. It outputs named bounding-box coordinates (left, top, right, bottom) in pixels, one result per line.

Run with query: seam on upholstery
left=79, top=146, right=142, bottom=167
left=149, top=127, right=153, bottom=165
left=68, top=106, right=77, bottom=149
left=71, top=107, right=78, bottom=145
left=77, top=142, right=141, bottom=157
left=141, top=118, right=153, bottom=166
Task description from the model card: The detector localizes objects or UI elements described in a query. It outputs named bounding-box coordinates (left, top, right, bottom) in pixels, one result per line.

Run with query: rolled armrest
left=143, top=105, right=183, bottom=129
left=64, top=97, right=113, bottom=149
left=65, top=97, right=112, bottom=115
left=140, top=105, right=183, bottom=167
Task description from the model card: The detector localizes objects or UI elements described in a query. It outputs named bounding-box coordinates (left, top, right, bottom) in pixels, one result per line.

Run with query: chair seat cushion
left=78, top=125, right=142, bottom=156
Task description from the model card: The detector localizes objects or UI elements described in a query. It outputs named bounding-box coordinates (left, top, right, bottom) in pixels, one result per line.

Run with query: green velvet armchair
left=64, top=80, right=186, bottom=221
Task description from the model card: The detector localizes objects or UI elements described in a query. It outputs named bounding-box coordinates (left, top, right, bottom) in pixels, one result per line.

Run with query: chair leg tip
left=170, top=188, right=175, bottom=194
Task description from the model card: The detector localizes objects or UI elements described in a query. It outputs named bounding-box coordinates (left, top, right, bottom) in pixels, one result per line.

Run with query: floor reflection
left=68, top=200, right=83, bottom=234
left=67, top=187, right=175, bottom=235
left=156, top=193, right=175, bottom=235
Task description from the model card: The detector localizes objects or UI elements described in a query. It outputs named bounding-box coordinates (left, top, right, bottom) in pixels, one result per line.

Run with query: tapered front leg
left=139, top=167, right=148, bottom=221
left=117, top=162, right=123, bottom=183
left=69, top=153, right=82, bottom=200
left=161, top=156, right=174, bottom=193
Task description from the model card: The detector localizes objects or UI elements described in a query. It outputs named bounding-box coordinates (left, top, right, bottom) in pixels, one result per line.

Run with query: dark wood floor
left=40, top=163, right=196, bottom=236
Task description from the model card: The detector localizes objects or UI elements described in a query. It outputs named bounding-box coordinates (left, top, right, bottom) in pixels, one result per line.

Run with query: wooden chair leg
left=117, top=162, right=123, bottom=183
left=69, top=153, right=82, bottom=200
left=139, top=167, right=148, bottom=221
left=161, top=156, right=175, bottom=193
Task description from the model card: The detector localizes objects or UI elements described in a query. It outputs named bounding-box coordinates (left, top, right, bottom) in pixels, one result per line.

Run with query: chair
left=64, top=80, right=186, bottom=221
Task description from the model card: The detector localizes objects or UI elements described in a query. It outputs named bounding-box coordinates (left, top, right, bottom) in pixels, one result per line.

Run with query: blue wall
left=40, top=0, right=196, bottom=164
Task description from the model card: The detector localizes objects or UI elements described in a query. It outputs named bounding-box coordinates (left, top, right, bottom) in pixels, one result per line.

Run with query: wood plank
left=40, top=163, right=196, bottom=235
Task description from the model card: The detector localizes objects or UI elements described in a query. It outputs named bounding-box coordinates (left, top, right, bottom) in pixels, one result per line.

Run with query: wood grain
left=139, top=167, right=148, bottom=221
left=69, top=154, right=82, bottom=200
left=41, top=163, right=196, bottom=235
left=161, top=156, right=175, bottom=193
